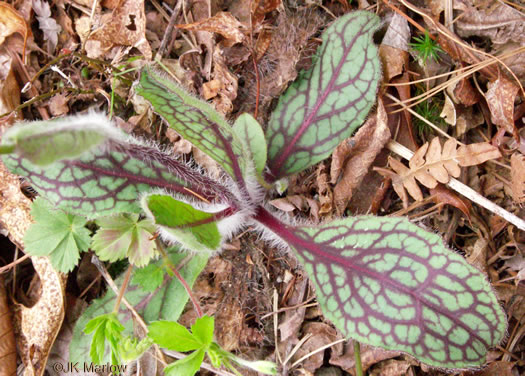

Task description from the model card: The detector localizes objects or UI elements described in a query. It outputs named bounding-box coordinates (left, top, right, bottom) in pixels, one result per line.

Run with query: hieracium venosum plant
left=1, top=11, right=506, bottom=370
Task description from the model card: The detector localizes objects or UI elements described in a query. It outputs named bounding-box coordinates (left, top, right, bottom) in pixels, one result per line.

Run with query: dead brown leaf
left=466, top=360, right=516, bottom=376
left=376, top=138, right=501, bottom=206
left=485, top=76, right=519, bottom=137
left=510, top=153, right=525, bottom=204
left=251, top=0, right=282, bottom=28
left=316, top=161, right=333, bottom=216
left=455, top=0, right=525, bottom=46
left=0, top=52, right=21, bottom=120
left=48, top=93, right=69, bottom=117
left=429, top=184, right=472, bottom=221
left=177, top=12, right=246, bottom=47
left=291, top=322, right=338, bottom=372
left=0, top=2, right=30, bottom=60
left=83, top=0, right=152, bottom=59
left=369, top=358, right=412, bottom=376
left=504, top=255, right=525, bottom=282
left=269, top=197, right=296, bottom=212
left=379, top=13, right=409, bottom=82
left=330, top=342, right=401, bottom=376
left=0, top=275, right=16, bottom=376
left=332, top=99, right=391, bottom=214
left=208, top=46, right=238, bottom=115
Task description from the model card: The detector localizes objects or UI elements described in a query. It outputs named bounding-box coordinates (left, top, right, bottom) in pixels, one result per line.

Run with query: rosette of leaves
left=1, top=11, right=506, bottom=370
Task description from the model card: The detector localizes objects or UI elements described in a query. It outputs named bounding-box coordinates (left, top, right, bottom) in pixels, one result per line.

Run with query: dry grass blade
left=0, top=275, right=16, bottom=376
left=510, top=153, right=525, bottom=204
left=376, top=137, right=501, bottom=207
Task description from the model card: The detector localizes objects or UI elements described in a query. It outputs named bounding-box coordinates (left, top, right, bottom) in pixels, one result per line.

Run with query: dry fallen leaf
left=32, top=0, right=61, bottom=52
left=429, top=184, right=472, bottom=221
left=83, top=0, right=151, bottom=59
left=332, top=99, right=391, bottom=214
left=504, top=255, right=525, bottom=282
left=376, top=138, right=501, bottom=207
left=330, top=341, right=401, bottom=376
left=378, top=12, right=409, bottom=82
left=177, top=12, right=246, bottom=47
left=48, top=93, right=69, bottom=117
left=0, top=2, right=30, bottom=60
left=291, top=322, right=338, bottom=372
left=510, top=153, right=525, bottom=204
left=485, top=76, right=519, bottom=137
left=0, top=275, right=16, bottom=376
left=0, top=52, right=21, bottom=120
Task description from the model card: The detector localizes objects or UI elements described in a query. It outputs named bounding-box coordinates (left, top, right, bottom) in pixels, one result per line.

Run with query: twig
left=112, top=264, right=133, bottom=314
left=157, top=0, right=184, bottom=59
left=386, top=139, right=525, bottom=231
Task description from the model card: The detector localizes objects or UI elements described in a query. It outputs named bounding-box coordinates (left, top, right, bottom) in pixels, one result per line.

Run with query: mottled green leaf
left=265, top=11, right=381, bottom=180
left=232, top=113, right=267, bottom=176
left=24, top=197, right=91, bottom=272
left=92, top=214, right=158, bottom=267
left=1, top=113, right=120, bottom=166
left=136, top=66, right=247, bottom=183
left=2, top=140, right=233, bottom=218
left=143, top=194, right=221, bottom=252
left=71, top=248, right=209, bottom=364
left=148, top=321, right=202, bottom=352
left=257, top=211, right=506, bottom=368
left=164, top=348, right=205, bottom=376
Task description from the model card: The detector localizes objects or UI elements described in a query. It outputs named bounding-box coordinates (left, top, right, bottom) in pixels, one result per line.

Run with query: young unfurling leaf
left=232, top=113, right=267, bottom=177
left=265, top=11, right=381, bottom=180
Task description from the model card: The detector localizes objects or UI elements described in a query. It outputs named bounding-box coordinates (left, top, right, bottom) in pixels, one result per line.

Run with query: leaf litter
left=0, top=0, right=524, bottom=375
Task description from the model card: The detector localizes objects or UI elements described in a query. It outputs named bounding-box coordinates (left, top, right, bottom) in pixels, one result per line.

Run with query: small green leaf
left=232, top=113, right=267, bottom=176
left=131, top=263, right=165, bottom=292
left=84, top=313, right=125, bottom=365
left=92, top=214, right=158, bottom=267
left=1, top=113, right=120, bottom=166
left=191, top=315, right=214, bottom=347
left=148, top=321, right=202, bottom=352
left=143, top=194, right=222, bottom=252
left=164, top=348, right=205, bottom=376
left=137, top=66, right=247, bottom=183
left=24, top=197, right=91, bottom=272
left=118, top=336, right=154, bottom=363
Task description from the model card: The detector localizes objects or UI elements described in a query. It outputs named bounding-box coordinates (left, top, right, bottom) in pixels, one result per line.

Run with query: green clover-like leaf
left=92, top=214, right=158, bottom=267
left=24, top=197, right=91, bottom=272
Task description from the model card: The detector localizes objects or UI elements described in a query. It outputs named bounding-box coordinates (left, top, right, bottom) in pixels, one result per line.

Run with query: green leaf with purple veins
left=264, top=214, right=506, bottom=368
left=143, top=194, right=222, bottom=252
left=232, top=113, right=267, bottom=177
left=265, top=11, right=381, bottom=180
left=1, top=113, right=121, bottom=166
left=2, top=140, right=228, bottom=218
left=136, top=66, right=247, bottom=183
left=92, top=214, right=158, bottom=267
left=24, top=197, right=91, bottom=272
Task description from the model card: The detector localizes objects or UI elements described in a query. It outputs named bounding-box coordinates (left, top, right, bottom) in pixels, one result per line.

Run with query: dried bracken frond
left=376, top=137, right=501, bottom=206
left=511, top=153, right=525, bottom=204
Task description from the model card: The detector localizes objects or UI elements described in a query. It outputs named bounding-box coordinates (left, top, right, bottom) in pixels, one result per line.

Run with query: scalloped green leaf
left=92, top=214, right=158, bottom=267
left=265, top=11, right=381, bottom=180
left=71, top=248, right=209, bottom=364
left=278, top=215, right=506, bottom=368
left=136, top=66, right=247, bottom=183
left=24, top=197, right=91, bottom=272
left=1, top=113, right=121, bottom=166
left=232, top=113, right=267, bottom=177
left=142, top=194, right=222, bottom=252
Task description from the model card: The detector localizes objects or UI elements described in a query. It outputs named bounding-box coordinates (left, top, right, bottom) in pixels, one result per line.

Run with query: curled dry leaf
left=291, top=322, right=338, bottom=372
left=378, top=12, right=409, bottom=82
left=0, top=53, right=21, bottom=119
left=375, top=137, right=501, bottom=207
left=429, top=184, right=472, bottom=221
left=510, top=153, right=525, bottom=204
left=329, top=341, right=401, bottom=376
left=0, top=275, right=16, bottom=376
left=251, top=0, right=281, bottom=28
left=0, top=163, right=66, bottom=376
left=332, top=99, right=391, bottom=214
left=83, top=0, right=151, bottom=59
left=177, top=12, right=246, bottom=47
left=485, top=76, right=519, bottom=137
left=0, top=2, right=30, bottom=60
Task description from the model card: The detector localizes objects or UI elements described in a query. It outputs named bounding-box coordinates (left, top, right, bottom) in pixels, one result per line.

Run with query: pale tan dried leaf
left=210, top=46, right=238, bottom=115
left=330, top=341, right=401, bottom=376
left=85, top=0, right=151, bottom=59
left=383, top=138, right=500, bottom=204
left=0, top=53, right=21, bottom=120
left=48, top=93, right=69, bottom=116
left=440, top=93, right=456, bottom=125
left=485, top=76, right=519, bottom=136
left=333, top=99, right=391, bottom=214
left=316, top=161, right=333, bottom=215
left=511, top=153, right=525, bottom=204
left=379, top=13, right=409, bottom=82
left=0, top=275, right=16, bottom=376
left=177, top=12, right=245, bottom=46
left=292, top=322, right=338, bottom=372
left=0, top=2, right=30, bottom=57
left=269, top=197, right=296, bottom=212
